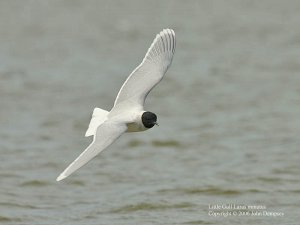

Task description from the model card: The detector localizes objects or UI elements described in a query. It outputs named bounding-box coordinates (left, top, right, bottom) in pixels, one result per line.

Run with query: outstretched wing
left=56, top=122, right=127, bottom=181
left=114, top=29, right=176, bottom=107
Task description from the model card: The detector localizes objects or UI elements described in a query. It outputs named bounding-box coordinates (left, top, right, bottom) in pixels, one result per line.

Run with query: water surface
left=1, top=1, right=300, bottom=224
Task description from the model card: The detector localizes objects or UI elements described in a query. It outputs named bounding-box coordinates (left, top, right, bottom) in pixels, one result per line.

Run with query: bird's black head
left=141, top=111, right=158, bottom=128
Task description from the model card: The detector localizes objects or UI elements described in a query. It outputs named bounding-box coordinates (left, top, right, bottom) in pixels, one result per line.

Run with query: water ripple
left=0, top=202, right=38, bottom=209
left=183, top=220, right=214, bottom=225
left=157, top=186, right=266, bottom=196
left=0, top=216, right=22, bottom=222
left=110, top=202, right=195, bottom=213
left=20, top=180, right=50, bottom=187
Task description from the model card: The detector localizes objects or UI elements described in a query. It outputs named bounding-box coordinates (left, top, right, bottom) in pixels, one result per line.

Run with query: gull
left=56, top=29, right=176, bottom=181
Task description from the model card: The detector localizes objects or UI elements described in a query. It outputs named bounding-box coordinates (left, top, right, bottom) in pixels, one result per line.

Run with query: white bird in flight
left=56, top=29, right=176, bottom=181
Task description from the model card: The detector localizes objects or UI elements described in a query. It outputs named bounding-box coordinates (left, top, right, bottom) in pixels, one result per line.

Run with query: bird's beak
left=154, top=122, right=159, bottom=126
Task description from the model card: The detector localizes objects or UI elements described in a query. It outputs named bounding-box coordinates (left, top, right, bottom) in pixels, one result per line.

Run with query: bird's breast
left=126, top=122, right=148, bottom=132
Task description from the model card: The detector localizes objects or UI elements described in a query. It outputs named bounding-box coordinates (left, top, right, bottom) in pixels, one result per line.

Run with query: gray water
left=1, top=1, right=300, bottom=224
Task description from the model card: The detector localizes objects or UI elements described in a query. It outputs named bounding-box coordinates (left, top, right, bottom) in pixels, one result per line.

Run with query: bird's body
left=57, top=29, right=176, bottom=181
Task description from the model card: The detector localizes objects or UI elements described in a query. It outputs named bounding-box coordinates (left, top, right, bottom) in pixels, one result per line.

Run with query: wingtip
left=56, top=173, right=67, bottom=182
left=161, top=28, right=175, bottom=35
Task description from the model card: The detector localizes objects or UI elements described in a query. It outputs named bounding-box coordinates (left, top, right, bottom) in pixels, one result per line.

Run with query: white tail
left=85, top=108, right=109, bottom=137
